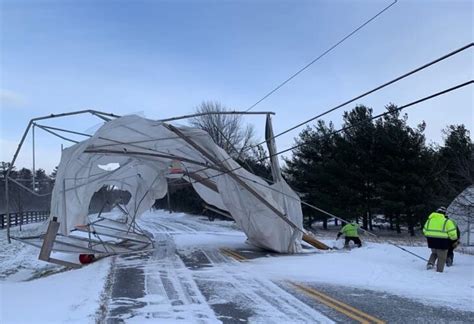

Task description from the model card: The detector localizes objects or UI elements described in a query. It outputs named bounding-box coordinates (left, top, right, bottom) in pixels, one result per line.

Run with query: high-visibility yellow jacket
left=423, top=212, right=458, bottom=240
left=341, top=223, right=359, bottom=237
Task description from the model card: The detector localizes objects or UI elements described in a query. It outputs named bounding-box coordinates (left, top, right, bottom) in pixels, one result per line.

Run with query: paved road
left=280, top=282, right=473, bottom=324
left=101, top=214, right=473, bottom=323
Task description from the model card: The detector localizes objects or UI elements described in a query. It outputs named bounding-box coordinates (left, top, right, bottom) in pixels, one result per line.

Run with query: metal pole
left=6, top=109, right=117, bottom=180
left=35, top=124, right=92, bottom=138
left=62, top=178, right=67, bottom=234
left=6, top=176, right=10, bottom=243
left=265, top=113, right=282, bottom=182
left=158, top=110, right=275, bottom=122
left=164, top=123, right=302, bottom=232
left=84, top=148, right=226, bottom=173
left=35, top=124, right=79, bottom=143
left=32, top=124, right=36, bottom=192
left=7, top=177, right=51, bottom=197
left=167, top=189, right=171, bottom=214
left=4, top=109, right=120, bottom=243
left=468, top=205, right=472, bottom=246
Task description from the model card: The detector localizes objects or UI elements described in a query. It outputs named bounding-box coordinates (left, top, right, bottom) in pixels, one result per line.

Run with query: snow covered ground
left=1, top=210, right=473, bottom=323
left=241, top=242, right=474, bottom=311
left=146, top=211, right=474, bottom=312
left=0, top=223, right=112, bottom=323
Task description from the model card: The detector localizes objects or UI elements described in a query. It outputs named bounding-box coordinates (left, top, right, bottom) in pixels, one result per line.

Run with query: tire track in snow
left=105, top=252, right=149, bottom=322
left=108, top=212, right=333, bottom=323
left=105, top=228, right=220, bottom=323
left=187, top=250, right=334, bottom=323
left=176, top=247, right=333, bottom=323
left=140, top=232, right=219, bottom=323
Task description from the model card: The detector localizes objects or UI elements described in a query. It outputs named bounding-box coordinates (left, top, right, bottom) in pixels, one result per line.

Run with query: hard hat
left=436, top=206, right=447, bottom=213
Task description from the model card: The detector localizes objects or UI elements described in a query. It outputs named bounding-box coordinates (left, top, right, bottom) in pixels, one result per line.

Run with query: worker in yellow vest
left=423, top=207, right=458, bottom=272
left=337, top=222, right=362, bottom=248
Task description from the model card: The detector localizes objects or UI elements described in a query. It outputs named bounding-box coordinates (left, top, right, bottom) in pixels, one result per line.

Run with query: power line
left=251, top=42, right=474, bottom=147
left=86, top=78, right=470, bottom=227
left=186, top=80, right=473, bottom=183
left=269, top=80, right=473, bottom=159
left=187, top=43, right=473, bottom=176
left=245, top=0, right=398, bottom=112
left=178, top=80, right=471, bottom=258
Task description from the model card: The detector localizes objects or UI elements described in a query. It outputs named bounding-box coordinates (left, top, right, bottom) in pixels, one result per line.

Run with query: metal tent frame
left=6, top=109, right=322, bottom=268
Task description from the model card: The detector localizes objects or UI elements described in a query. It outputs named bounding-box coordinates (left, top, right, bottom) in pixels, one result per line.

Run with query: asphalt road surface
left=101, top=214, right=473, bottom=323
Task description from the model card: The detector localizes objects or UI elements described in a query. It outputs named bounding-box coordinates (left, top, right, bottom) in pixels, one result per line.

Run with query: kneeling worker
left=337, top=222, right=362, bottom=248
left=423, top=207, right=458, bottom=272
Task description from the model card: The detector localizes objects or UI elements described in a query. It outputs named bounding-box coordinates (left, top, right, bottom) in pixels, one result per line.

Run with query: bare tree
left=190, top=101, right=256, bottom=159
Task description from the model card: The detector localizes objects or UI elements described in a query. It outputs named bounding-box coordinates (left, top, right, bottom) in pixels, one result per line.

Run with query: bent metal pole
left=162, top=123, right=302, bottom=233
left=5, top=109, right=120, bottom=243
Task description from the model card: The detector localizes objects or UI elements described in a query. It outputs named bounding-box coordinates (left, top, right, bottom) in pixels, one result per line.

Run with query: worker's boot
left=446, top=257, right=453, bottom=267
left=427, top=250, right=437, bottom=270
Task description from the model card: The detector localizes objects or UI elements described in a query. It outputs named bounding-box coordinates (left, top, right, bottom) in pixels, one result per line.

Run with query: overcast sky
left=1, top=0, right=472, bottom=173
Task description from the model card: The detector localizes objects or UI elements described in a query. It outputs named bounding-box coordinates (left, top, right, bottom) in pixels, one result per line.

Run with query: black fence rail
left=0, top=211, right=50, bottom=229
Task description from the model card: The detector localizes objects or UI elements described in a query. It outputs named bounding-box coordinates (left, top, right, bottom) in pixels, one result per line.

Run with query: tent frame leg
left=39, top=217, right=81, bottom=268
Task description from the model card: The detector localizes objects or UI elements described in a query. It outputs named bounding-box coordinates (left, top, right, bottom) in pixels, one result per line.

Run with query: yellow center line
left=293, top=283, right=371, bottom=324
left=227, top=250, right=246, bottom=261
left=220, top=248, right=247, bottom=261
left=218, top=249, right=384, bottom=324
left=291, top=282, right=385, bottom=324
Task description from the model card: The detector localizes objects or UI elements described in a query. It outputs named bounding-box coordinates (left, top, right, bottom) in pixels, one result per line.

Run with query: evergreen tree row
left=284, top=104, right=472, bottom=235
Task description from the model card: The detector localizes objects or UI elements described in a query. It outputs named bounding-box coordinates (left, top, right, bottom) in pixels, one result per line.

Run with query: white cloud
left=0, top=89, right=27, bottom=107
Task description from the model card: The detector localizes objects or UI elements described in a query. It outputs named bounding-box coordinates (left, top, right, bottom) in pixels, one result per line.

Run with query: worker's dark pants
left=344, top=237, right=362, bottom=248
left=428, top=249, right=448, bottom=272
left=447, top=246, right=455, bottom=265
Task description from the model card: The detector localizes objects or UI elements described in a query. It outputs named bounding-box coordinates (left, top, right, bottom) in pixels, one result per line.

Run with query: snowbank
left=0, top=257, right=111, bottom=323
left=0, top=223, right=112, bottom=324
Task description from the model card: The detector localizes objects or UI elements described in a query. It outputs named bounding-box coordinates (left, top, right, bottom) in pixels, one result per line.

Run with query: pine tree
left=374, top=105, right=431, bottom=235
left=340, top=105, right=377, bottom=230
left=285, top=121, right=348, bottom=228
left=439, top=125, right=473, bottom=200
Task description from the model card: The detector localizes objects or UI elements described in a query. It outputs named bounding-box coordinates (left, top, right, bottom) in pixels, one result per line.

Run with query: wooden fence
left=0, top=211, right=50, bottom=229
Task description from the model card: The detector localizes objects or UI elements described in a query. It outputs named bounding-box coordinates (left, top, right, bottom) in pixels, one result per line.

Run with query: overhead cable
left=186, top=43, right=473, bottom=176
left=185, top=80, right=473, bottom=182
left=245, top=0, right=398, bottom=112
left=251, top=42, right=474, bottom=146
left=268, top=80, right=473, bottom=159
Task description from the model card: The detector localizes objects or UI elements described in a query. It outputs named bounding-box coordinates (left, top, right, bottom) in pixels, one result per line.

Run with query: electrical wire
left=269, top=80, right=473, bottom=159
left=187, top=43, right=474, bottom=176
left=245, top=0, right=398, bottom=112
left=184, top=80, right=474, bottom=183
left=250, top=42, right=474, bottom=146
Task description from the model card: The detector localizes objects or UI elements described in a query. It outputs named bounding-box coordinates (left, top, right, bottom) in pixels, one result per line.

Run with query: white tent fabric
left=447, top=185, right=474, bottom=246
left=50, top=115, right=303, bottom=253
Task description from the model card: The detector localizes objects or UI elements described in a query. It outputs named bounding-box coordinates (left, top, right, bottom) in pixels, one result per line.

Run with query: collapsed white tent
left=447, top=185, right=474, bottom=246
left=50, top=115, right=304, bottom=253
